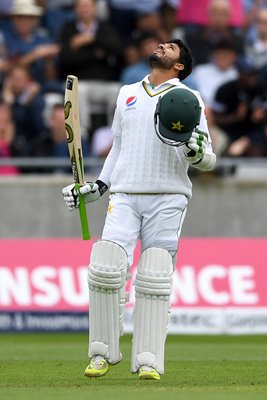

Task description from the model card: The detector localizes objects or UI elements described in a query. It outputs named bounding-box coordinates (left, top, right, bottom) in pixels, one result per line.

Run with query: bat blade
left=64, top=75, right=90, bottom=240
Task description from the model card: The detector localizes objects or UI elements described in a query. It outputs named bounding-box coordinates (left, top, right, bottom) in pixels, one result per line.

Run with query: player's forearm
left=98, top=135, right=121, bottom=188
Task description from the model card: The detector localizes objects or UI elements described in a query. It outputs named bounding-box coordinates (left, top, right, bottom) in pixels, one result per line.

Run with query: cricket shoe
left=84, top=355, right=109, bottom=378
left=138, top=366, right=160, bottom=380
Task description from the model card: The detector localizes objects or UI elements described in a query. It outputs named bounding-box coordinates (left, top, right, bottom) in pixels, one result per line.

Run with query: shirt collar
left=76, top=20, right=98, bottom=34
left=142, top=75, right=181, bottom=89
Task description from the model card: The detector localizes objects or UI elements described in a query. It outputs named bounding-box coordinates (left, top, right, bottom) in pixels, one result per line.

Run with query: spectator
left=123, top=9, right=171, bottom=66
left=35, top=103, right=89, bottom=173
left=0, top=100, right=19, bottom=175
left=107, top=0, right=136, bottom=38
left=37, top=0, right=75, bottom=40
left=210, top=57, right=267, bottom=157
left=191, top=39, right=239, bottom=155
left=0, top=1, right=13, bottom=35
left=160, top=0, right=179, bottom=39
left=243, top=0, right=267, bottom=40
left=245, top=7, right=267, bottom=70
left=2, top=65, right=46, bottom=157
left=120, top=33, right=160, bottom=85
left=133, top=11, right=170, bottom=44
left=107, top=1, right=169, bottom=66
left=90, top=125, right=113, bottom=158
left=57, top=0, right=122, bottom=136
left=2, top=0, right=60, bottom=88
left=185, top=0, right=244, bottom=65
left=90, top=124, right=113, bottom=175
left=0, top=31, right=10, bottom=88
left=191, top=39, right=238, bottom=107
left=107, top=0, right=163, bottom=37
left=177, top=0, right=244, bottom=31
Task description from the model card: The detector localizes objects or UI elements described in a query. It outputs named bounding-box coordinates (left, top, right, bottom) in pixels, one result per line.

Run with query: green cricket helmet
left=154, top=88, right=201, bottom=146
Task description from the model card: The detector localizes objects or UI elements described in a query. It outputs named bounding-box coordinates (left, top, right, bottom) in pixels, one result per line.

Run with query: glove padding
left=62, top=182, right=100, bottom=211
left=184, top=128, right=208, bottom=163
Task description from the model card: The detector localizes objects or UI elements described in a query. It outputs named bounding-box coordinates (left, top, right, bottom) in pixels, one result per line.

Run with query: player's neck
left=149, top=69, right=179, bottom=87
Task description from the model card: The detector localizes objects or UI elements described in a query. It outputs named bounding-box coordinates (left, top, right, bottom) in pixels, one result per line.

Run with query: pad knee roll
left=88, top=240, right=128, bottom=364
left=131, top=247, right=173, bottom=374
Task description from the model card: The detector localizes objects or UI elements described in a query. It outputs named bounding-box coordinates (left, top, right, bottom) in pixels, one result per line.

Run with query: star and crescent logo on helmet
left=171, top=121, right=184, bottom=131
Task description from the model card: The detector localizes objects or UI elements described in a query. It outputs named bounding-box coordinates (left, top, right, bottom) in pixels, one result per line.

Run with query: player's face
left=149, top=42, right=182, bottom=70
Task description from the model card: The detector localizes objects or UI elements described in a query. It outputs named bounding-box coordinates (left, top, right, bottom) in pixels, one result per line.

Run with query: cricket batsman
left=62, top=39, right=216, bottom=380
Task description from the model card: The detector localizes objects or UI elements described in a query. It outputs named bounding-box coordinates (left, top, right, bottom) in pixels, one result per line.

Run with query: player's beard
left=149, top=53, right=178, bottom=70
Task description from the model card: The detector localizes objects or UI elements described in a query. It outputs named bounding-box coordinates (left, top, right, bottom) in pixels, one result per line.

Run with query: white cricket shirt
left=100, top=76, right=212, bottom=198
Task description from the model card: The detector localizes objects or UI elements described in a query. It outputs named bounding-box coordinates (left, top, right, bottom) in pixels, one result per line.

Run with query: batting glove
left=62, top=180, right=108, bottom=211
left=184, top=128, right=208, bottom=163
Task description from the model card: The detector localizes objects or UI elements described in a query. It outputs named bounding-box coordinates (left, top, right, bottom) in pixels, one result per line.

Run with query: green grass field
left=0, top=333, right=267, bottom=400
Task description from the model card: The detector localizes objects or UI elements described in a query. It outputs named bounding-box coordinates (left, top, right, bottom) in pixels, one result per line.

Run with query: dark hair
left=167, top=39, right=194, bottom=81
left=211, top=38, right=237, bottom=52
left=135, top=31, right=159, bottom=48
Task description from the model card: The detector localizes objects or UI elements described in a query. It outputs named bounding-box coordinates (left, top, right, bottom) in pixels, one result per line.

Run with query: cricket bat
left=64, top=75, right=90, bottom=240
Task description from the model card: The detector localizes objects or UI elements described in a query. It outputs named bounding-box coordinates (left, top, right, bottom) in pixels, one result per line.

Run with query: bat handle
left=75, top=183, right=90, bottom=240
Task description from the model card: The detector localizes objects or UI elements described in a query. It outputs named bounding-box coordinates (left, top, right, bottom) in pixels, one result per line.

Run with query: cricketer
left=62, top=38, right=216, bottom=380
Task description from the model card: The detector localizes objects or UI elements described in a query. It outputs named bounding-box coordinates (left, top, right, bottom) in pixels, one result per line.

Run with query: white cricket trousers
left=102, top=193, right=189, bottom=265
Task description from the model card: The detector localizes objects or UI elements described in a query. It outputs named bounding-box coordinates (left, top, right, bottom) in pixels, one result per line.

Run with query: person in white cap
left=2, top=0, right=59, bottom=85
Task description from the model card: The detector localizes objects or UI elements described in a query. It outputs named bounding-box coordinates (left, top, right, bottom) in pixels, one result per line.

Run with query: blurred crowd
left=1, top=0, right=267, bottom=174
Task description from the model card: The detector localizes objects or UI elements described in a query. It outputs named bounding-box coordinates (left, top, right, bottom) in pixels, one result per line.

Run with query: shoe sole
left=84, top=370, right=109, bottom=378
left=84, top=366, right=109, bottom=378
left=85, top=373, right=107, bottom=378
left=139, top=372, right=160, bottom=380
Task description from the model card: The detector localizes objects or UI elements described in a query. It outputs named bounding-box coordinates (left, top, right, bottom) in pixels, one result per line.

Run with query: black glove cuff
left=185, top=144, right=196, bottom=158
left=95, top=180, right=109, bottom=196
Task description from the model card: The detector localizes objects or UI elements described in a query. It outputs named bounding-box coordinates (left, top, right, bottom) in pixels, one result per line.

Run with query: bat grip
left=75, top=183, right=90, bottom=240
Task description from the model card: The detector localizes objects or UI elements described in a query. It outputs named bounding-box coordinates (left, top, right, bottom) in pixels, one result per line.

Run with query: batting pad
left=88, top=240, right=128, bottom=364
left=131, top=247, right=173, bottom=374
